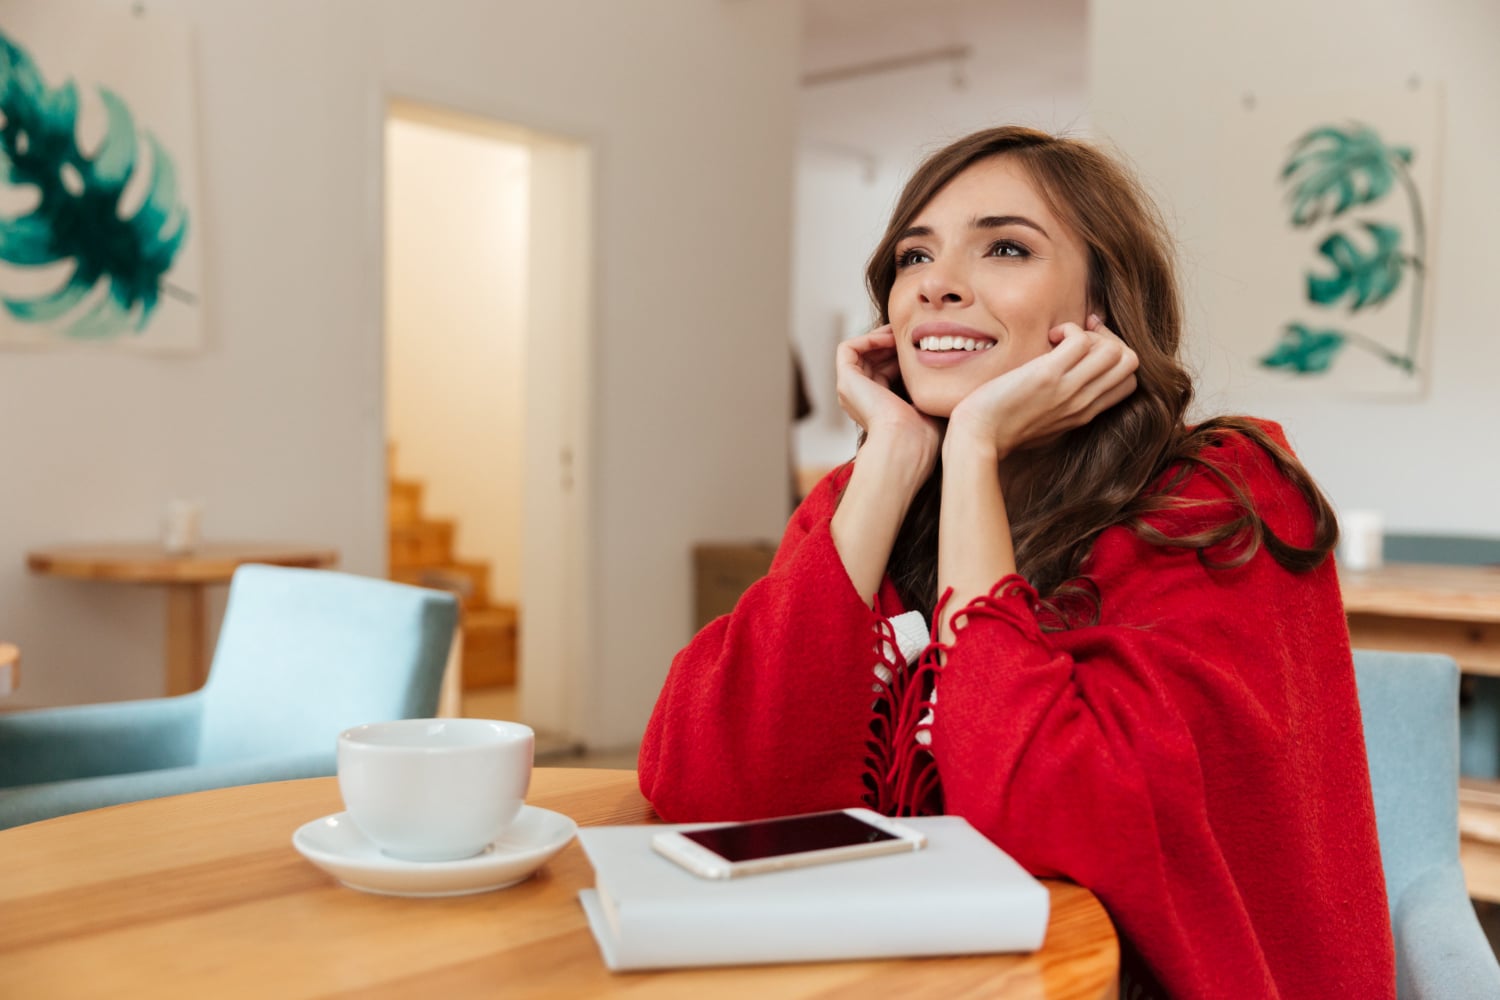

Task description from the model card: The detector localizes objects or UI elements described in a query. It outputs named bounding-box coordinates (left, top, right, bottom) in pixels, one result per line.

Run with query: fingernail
left=1088, top=313, right=1102, bottom=328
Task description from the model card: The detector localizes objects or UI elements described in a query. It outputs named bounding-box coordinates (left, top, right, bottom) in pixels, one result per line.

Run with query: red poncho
left=640, top=423, right=1396, bottom=999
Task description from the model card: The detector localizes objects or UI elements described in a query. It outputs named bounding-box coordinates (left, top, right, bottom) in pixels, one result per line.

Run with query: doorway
left=382, top=100, right=593, bottom=748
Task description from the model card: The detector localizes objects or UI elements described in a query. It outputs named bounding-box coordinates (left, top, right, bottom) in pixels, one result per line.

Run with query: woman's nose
left=917, top=260, right=971, bottom=307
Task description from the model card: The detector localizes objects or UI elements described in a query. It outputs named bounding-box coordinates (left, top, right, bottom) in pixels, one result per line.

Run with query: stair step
left=388, top=480, right=424, bottom=527
left=389, top=520, right=455, bottom=568
left=463, top=604, right=518, bottom=688
left=466, top=604, right=517, bottom=627
left=391, top=562, right=492, bottom=609
left=385, top=448, right=511, bottom=689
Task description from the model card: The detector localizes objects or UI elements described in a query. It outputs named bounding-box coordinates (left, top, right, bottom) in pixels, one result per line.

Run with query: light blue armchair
left=1353, top=649, right=1500, bottom=998
left=0, top=564, right=458, bottom=829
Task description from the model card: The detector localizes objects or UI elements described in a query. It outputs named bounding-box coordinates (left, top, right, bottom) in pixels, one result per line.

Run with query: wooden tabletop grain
left=0, top=768, right=1119, bottom=999
left=1340, top=562, right=1500, bottom=623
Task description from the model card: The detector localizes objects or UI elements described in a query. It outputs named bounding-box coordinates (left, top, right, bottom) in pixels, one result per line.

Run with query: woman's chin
left=908, top=391, right=958, bottom=420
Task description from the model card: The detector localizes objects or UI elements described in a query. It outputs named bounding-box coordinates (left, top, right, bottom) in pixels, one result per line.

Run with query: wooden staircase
left=388, top=455, right=518, bottom=689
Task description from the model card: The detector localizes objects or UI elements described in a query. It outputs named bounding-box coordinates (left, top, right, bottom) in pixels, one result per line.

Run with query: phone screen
left=682, top=811, right=899, bottom=863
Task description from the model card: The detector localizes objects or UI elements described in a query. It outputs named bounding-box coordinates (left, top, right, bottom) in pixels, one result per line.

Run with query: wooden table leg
left=0, top=643, right=17, bottom=696
left=438, top=623, right=464, bottom=718
left=164, top=584, right=207, bottom=695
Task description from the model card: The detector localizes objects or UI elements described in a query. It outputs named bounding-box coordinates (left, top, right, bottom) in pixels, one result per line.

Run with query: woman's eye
left=987, top=241, right=1030, bottom=259
left=895, top=248, right=932, bottom=269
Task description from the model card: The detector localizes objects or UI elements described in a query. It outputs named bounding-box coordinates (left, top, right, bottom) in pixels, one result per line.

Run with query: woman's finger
left=1071, top=351, right=1140, bottom=422
left=1044, top=323, right=1094, bottom=359
left=848, top=326, right=896, bottom=351
left=838, top=328, right=897, bottom=368
left=1081, top=373, right=1138, bottom=422
left=1060, top=338, right=1130, bottom=393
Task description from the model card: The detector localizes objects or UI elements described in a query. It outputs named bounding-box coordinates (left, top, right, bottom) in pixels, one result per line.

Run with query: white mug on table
left=337, top=718, right=535, bottom=862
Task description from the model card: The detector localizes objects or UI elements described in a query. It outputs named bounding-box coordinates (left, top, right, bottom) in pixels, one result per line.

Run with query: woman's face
left=888, top=156, right=1093, bottom=418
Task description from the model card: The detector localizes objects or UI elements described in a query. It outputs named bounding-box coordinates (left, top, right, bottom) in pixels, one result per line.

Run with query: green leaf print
left=1306, top=222, right=1406, bottom=311
left=1260, top=323, right=1347, bottom=374
left=0, top=29, right=190, bottom=338
left=1281, top=125, right=1412, bottom=228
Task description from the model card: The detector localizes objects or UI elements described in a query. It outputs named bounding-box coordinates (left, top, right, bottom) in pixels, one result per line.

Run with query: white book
left=577, top=815, right=1050, bottom=971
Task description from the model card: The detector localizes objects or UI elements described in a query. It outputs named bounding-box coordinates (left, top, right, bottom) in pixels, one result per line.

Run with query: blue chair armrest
left=0, top=694, right=205, bottom=788
left=0, top=750, right=336, bottom=830
left=1393, top=862, right=1500, bottom=999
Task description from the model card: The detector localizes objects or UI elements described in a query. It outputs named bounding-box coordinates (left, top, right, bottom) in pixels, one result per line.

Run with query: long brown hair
left=860, top=126, right=1338, bottom=619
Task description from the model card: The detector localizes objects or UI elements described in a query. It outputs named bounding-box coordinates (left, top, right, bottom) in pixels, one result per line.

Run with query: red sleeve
left=931, top=429, right=1394, bottom=999
left=638, top=466, right=903, bottom=822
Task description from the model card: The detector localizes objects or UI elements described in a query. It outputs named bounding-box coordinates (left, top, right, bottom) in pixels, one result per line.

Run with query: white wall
left=789, top=153, right=898, bottom=470
left=1090, top=0, right=1500, bottom=535
left=385, top=117, right=527, bottom=604
left=1, top=0, right=388, bottom=707
left=375, top=1, right=800, bottom=746
left=1, top=0, right=800, bottom=750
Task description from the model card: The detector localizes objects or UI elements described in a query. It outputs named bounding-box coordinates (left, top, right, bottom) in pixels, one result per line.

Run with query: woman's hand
left=945, top=315, right=1139, bottom=463
left=836, top=326, right=941, bottom=473
left=830, top=326, right=942, bottom=606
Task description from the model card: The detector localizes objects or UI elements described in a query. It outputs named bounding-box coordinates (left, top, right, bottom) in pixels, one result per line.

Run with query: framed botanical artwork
left=0, top=1, right=202, bottom=352
left=1210, top=81, right=1441, bottom=398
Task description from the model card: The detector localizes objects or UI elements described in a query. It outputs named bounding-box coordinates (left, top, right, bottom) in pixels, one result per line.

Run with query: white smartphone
left=650, top=807, right=927, bottom=880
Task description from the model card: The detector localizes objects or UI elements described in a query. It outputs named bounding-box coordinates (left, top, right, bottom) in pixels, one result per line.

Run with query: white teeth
left=918, top=335, right=995, bottom=353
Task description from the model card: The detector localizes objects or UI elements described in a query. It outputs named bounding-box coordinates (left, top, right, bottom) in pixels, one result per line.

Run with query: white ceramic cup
left=1339, top=509, right=1385, bottom=572
left=337, top=719, right=534, bottom=862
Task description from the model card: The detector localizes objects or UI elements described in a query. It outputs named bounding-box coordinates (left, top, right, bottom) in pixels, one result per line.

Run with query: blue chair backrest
left=197, top=564, right=458, bottom=765
left=1352, top=649, right=1460, bottom=916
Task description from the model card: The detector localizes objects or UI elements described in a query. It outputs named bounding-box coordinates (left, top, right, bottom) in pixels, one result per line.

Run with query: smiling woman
left=639, top=126, right=1397, bottom=1000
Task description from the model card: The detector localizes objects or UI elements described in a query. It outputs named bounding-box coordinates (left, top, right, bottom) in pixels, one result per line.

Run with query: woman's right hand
left=836, top=326, right=941, bottom=477
left=830, top=326, right=941, bottom=605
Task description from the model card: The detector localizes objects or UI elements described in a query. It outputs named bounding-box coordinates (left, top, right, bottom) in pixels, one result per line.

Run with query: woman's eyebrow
left=895, top=215, right=1051, bottom=244
left=973, top=214, right=1050, bottom=239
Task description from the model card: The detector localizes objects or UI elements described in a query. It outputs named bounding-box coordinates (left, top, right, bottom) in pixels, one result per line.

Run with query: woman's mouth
left=911, top=323, right=998, bottom=366
left=915, top=335, right=995, bottom=353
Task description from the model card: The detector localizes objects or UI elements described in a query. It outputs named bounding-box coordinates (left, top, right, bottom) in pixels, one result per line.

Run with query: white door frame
left=375, top=97, right=594, bottom=743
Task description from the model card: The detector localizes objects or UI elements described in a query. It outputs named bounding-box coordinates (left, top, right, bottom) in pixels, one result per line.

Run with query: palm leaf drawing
left=1281, top=124, right=1411, bottom=227
left=0, top=29, right=189, bottom=339
left=1267, top=119, right=1426, bottom=379
left=1306, top=222, right=1405, bottom=310
left=1260, top=323, right=1346, bottom=374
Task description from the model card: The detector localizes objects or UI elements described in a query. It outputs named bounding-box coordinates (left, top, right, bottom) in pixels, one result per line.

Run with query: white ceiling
left=799, top=0, right=1090, bottom=176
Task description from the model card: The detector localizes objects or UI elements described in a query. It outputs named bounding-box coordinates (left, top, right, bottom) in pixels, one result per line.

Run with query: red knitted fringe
left=861, top=576, right=1049, bottom=816
left=861, top=590, right=953, bottom=817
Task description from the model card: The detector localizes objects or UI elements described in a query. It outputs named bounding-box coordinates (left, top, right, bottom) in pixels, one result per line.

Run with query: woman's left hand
left=945, top=314, right=1139, bottom=462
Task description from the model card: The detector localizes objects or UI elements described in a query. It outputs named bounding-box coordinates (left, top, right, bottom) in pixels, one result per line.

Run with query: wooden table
left=0, top=769, right=1119, bottom=999
left=27, top=543, right=339, bottom=695
left=1341, top=563, right=1500, bottom=902
left=1341, top=562, right=1500, bottom=676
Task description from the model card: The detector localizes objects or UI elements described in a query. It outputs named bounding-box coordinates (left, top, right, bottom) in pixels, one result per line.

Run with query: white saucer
left=292, top=805, right=577, bottom=897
